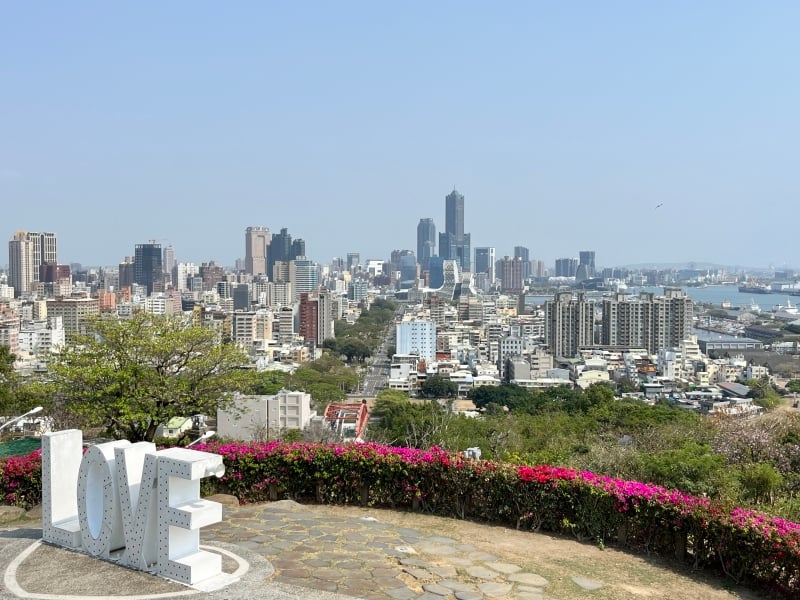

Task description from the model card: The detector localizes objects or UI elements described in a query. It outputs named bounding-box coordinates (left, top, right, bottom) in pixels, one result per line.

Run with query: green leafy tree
left=46, top=312, right=256, bottom=442
left=0, top=346, right=19, bottom=413
left=419, top=375, right=458, bottom=399
left=785, top=380, right=800, bottom=394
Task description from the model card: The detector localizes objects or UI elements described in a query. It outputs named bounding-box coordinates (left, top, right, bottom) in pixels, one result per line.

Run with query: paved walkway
left=0, top=499, right=601, bottom=600
left=202, top=499, right=590, bottom=600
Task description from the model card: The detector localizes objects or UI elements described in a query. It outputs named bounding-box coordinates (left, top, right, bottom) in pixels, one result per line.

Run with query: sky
left=2, top=2, right=799, bottom=271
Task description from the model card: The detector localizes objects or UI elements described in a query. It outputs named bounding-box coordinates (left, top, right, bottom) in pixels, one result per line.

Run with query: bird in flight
left=655, top=203, right=664, bottom=209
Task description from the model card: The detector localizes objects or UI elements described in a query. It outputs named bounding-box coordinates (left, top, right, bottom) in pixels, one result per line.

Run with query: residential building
left=544, top=292, right=594, bottom=358
left=500, top=256, right=524, bottom=294
left=555, top=258, right=578, bottom=278
left=162, top=245, right=176, bottom=284
left=514, top=246, right=530, bottom=280
left=46, top=297, right=99, bottom=335
left=8, top=231, right=56, bottom=297
left=601, top=289, right=693, bottom=354
left=396, top=319, right=436, bottom=362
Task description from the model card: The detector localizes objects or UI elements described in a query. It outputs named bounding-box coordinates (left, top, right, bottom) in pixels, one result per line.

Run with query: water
left=639, top=285, right=778, bottom=311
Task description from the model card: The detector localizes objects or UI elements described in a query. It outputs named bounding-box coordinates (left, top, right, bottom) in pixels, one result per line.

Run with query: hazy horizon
left=2, top=3, right=798, bottom=270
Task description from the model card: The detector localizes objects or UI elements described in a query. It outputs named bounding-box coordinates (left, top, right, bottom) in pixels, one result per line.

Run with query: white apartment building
left=396, top=319, right=436, bottom=362
left=18, top=316, right=65, bottom=354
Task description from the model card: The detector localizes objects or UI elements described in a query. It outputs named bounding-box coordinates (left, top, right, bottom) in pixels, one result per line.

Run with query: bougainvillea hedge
left=2, top=441, right=797, bottom=596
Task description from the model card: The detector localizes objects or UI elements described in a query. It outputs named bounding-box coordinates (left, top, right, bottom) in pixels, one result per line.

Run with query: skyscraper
left=267, top=228, right=305, bottom=276
left=578, top=251, right=596, bottom=278
left=416, top=218, right=436, bottom=271
left=474, top=247, right=495, bottom=282
left=438, top=189, right=471, bottom=271
left=244, top=226, right=270, bottom=276
left=290, top=257, right=318, bottom=301
left=8, top=231, right=57, bottom=297
left=555, top=258, right=578, bottom=277
left=134, top=242, right=163, bottom=295
left=514, top=246, right=530, bottom=280
left=163, top=245, right=176, bottom=276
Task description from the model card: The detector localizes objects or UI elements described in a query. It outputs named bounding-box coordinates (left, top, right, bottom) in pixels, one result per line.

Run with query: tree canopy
left=46, top=312, right=255, bottom=442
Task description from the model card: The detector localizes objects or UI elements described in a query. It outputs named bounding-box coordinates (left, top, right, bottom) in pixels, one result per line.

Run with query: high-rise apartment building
left=244, top=227, right=270, bottom=277
left=438, top=189, right=471, bottom=271
left=555, top=258, right=578, bottom=278
left=514, top=246, right=530, bottom=280
left=499, top=256, right=524, bottom=294
left=396, top=319, right=436, bottom=362
left=416, top=218, right=436, bottom=271
left=544, top=292, right=595, bottom=358
left=601, top=288, right=693, bottom=354
left=8, top=231, right=57, bottom=297
left=299, top=289, right=335, bottom=346
left=134, top=242, right=163, bottom=295
left=162, top=245, right=176, bottom=281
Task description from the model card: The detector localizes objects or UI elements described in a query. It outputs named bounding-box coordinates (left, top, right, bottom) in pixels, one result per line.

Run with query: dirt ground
left=313, top=504, right=764, bottom=600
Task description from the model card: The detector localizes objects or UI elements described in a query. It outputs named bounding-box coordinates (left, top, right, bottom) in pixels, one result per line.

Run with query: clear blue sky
left=2, top=2, right=798, bottom=270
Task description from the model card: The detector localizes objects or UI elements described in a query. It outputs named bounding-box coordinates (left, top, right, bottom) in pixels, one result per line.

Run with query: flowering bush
left=0, top=450, right=42, bottom=509
left=2, top=442, right=798, bottom=596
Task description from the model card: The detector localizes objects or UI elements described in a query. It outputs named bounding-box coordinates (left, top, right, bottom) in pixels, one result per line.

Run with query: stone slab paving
left=203, top=499, right=575, bottom=599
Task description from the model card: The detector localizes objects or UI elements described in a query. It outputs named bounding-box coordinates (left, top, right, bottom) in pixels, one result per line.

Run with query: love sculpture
left=41, top=429, right=226, bottom=586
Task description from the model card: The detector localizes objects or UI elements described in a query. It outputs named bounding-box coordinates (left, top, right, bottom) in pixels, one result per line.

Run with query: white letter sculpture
left=42, top=429, right=225, bottom=586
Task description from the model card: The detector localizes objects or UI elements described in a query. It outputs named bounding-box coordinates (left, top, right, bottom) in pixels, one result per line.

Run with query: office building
left=268, top=228, right=292, bottom=276
left=134, top=242, right=163, bottom=295
left=233, top=284, right=251, bottom=311
left=244, top=227, right=270, bottom=277
left=398, top=253, right=418, bottom=289
left=438, top=189, right=471, bottom=271
left=346, top=253, right=360, bottom=272
left=290, top=257, right=318, bottom=301
left=396, top=319, right=436, bottom=362
left=474, top=247, right=495, bottom=283
left=416, top=218, right=436, bottom=271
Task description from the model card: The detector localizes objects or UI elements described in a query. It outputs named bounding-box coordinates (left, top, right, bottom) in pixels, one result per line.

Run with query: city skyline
left=2, top=3, right=799, bottom=269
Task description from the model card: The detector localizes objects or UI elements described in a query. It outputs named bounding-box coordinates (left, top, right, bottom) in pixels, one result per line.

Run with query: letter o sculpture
left=77, top=441, right=129, bottom=557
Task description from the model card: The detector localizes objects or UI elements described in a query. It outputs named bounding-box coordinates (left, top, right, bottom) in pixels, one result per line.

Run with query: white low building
left=217, top=390, right=314, bottom=441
